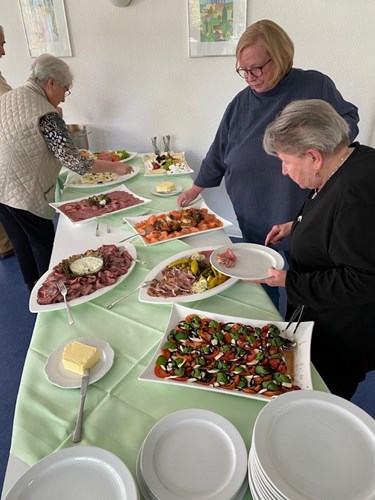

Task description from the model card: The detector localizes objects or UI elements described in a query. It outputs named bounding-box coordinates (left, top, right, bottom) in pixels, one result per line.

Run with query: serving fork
left=106, top=281, right=152, bottom=309
left=95, top=218, right=100, bottom=237
left=57, top=280, right=74, bottom=325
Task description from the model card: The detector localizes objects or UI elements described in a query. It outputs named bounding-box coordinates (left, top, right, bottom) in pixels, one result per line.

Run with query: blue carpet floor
left=1, top=250, right=374, bottom=492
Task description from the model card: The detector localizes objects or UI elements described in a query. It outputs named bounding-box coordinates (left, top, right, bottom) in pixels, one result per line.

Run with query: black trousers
left=0, top=204, right=55, bottom=289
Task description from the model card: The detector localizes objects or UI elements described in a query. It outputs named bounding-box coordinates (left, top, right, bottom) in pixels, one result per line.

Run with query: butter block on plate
left=156, top=181, right=176, bottom=193
left=62, top=340, right=100, bottom=375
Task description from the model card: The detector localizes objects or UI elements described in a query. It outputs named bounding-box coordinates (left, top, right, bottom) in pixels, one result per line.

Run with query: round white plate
left=252, top=390, right=375, bottom=500
left=64, top=165, right=140, bottom=189
left=4, top=446, right=139, bottom=500
left=44, top=336, right=114, bottom=388
left=150, top=184, right=183, bottom=197
left=138, top=246, right=237, bottom=304
left=140, top=409, right=247, bottom=500
left=29, top=243, right=136, bottom=313
left=210, top=243, right=284, bottom=280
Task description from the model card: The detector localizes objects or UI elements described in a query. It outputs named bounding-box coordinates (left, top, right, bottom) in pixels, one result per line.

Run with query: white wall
left=1, top=0, right=375, bottom=236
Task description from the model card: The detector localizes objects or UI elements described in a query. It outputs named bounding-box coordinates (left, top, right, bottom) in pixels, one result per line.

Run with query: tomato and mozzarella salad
left=154, top=314, right=300, bottom=397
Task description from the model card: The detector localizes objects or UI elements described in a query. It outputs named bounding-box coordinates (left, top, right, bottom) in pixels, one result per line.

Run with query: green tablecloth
left=10, top=156, right=328, bottom=499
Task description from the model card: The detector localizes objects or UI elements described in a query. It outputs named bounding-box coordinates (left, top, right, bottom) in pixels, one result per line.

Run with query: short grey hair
left=0, top=25, right=4, bottom=35
left=263, top=99, right=350, bottom=157
left=29, top=53, right=73, bottom=87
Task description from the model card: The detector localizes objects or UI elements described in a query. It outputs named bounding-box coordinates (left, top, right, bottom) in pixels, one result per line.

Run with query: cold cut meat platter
left=50, top=185, right=151, bottom=224
left=138, top=246, right=238, bottom=303
left=29, top=242, right=137, bottom=312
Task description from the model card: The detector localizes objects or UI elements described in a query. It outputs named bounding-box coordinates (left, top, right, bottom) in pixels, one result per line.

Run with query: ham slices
left=216, top=248, right=237, bottom=268
left=58, top=190, right=143, bottom=222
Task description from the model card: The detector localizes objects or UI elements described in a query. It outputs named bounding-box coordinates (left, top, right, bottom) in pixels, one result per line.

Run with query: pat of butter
left=62, top=341, right=100, bottom=375
left=156, top=181, right=176, bottom=193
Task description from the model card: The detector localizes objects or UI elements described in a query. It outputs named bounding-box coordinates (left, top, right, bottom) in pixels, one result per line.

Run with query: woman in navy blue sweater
left=177, top=20, right=359, bottom=308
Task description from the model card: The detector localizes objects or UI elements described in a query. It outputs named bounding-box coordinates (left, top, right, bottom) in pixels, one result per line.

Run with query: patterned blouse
left=40, top=113, right=94, bottom=175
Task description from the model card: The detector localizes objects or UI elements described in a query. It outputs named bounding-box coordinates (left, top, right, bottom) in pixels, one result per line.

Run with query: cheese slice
left=156, top=181, right=176, bottom=193
left=62, top=341, right=100, bottom=375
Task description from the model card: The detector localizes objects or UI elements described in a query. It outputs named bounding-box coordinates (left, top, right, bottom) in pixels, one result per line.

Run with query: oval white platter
left=29, top=242, right=136, bottom=312
left=45, top=336, right=114, bottom=388
left=210, top=243, right=285, bottom=280
left=138, top=246, right=237, bottom=304
left=64, top=165, right=140, bottom=189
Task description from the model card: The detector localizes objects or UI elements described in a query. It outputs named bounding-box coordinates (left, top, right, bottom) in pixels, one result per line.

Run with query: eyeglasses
left=64, top=86, right=71, bottom=97
left=236, top=58, right=272, bottom=79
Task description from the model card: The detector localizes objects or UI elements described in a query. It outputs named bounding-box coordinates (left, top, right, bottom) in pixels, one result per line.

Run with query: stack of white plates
left=136, top=409, right=248, bottom=500
left=248, top=390, right=375, bottom=500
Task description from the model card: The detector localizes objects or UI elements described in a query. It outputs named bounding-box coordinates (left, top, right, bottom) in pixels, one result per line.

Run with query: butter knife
left=72, top=369, right=90, bottom=443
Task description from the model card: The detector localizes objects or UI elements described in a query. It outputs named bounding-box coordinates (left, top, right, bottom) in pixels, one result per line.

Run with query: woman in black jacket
left=256, top=99, right=375, bottom=400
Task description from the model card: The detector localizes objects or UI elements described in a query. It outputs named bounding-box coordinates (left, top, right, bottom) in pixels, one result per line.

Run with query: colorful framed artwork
left=188, top=0, right=247, bottom=57
left=19, top=0, right=72, bottom=57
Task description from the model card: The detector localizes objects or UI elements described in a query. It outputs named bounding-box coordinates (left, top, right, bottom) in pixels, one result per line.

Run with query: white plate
left=123, top=200, right=232, bottom=246
left=44, top=336, right=114, bottom=388
left=4, top=446, right=139, bottom=500
left=150, top=184, right=183, bottom=197
left=139, top=304, right=313, bottom=403
left=29, top=242, right=136, bottom=312
left=252, top=390, right=375, bottom=500
left=138, top=246, right=237, bottom=304
left=143, top=152, right=194, bottom=176
left=64, top=165, right=140, bottom=189
left=139, top=409, right=247, bottom=500
left=210, top=243, right=284, bottom=280
left=50, top=184, right=151, bottom=224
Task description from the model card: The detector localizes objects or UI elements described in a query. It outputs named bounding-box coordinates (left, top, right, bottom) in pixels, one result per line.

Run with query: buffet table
left=1, top=156, right=328, bottom=499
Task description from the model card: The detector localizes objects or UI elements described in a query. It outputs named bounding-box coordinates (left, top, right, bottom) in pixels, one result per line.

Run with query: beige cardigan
left=0, top=80, right=61, bottom=219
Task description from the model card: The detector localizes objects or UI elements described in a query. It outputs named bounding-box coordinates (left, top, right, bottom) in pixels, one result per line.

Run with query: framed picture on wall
left=19, top=0, right=72, bottom=57
left=188, top=0, right=247, bottom=57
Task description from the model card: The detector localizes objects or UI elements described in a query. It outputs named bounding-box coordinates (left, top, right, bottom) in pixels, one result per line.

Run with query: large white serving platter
left=64, top=165, right=140, bottom=189
left=211, top=243, right=285, bottom=280
left=123, top=200, right=232, bottom=246
left=143, top=152, right=194, bottom=176
left=252, top=390, right=375, bottom=500
left=45, top=336, right=114, bottom=388
left=29, top=242, right=136, bottom=313
left=139, top=304, right=313, bottom=403
left=139, top=409, right=247, bottom=500
left=4, top=446, right=139, bottom=500
left=50, top=184, right=151, bottom=224
left=138, top=246, right=237, bottom=304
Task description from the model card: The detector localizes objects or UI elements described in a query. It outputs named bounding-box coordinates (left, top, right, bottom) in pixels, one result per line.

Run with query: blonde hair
left=236, top=20, right=294, bottom=88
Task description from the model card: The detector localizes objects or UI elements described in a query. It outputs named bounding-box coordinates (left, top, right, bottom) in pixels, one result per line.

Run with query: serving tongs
left=163, top=135, right=171, bottom=154
left=151, top=137, right=160, bottom=155
left=281, top=305, right=305, bottom=351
